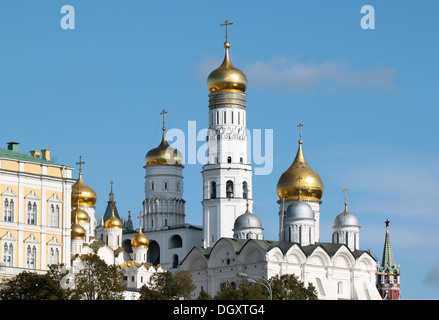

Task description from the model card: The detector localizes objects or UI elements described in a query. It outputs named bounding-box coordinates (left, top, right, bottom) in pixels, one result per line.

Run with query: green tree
left=71, top=254, right=124, bottom=300
left=269, top=274, right=318, bottom=300
left=197, top=290, right=212, bottom=300
left=214, top=281, right=267, bottom=300
left=139, top=270, right=196, bottom=300
left=0, top=269, right=68, bottom=300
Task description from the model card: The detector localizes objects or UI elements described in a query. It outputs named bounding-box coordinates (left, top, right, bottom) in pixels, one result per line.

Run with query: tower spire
left=381, top=219, right=395, bottom=269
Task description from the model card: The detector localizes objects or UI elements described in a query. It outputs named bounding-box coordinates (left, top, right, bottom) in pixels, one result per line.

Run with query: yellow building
left=0, top=142, right=75, bottom=278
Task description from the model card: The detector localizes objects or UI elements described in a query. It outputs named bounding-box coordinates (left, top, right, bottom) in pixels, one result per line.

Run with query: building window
left=27, top=201, right=37, bottom=225
left=168, top=234, right=183, bottom=249
left=227, top=156, right=232, bottom=163
left=49, top=204, right=60, bottom=228
left=231, top=111, right=234, bottom=124
left=3, top=243, right=13, bottom=266
left=151, top=181, right=155, bottom=191
left=49, top=247, right=59, bottom=265
left=243, top=181, right=248, bottom=199
left=3, top=199, right=14, bottom=222
left=164, top=181, right=168, bottom=190
left=226, top=180, right=234, bottom=199
left=210, top=181, right=216, bottom=199
left=224, top=111, right=226, bottom=124
left=216, top=111, right=219, bottom=124
left=26, top=245, right=36, bottom=269
left=240, top=157, right=243, bottom=164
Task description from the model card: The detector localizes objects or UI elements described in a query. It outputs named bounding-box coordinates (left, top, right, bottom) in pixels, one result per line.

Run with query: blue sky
left=1, top=1, right=438, bottom=299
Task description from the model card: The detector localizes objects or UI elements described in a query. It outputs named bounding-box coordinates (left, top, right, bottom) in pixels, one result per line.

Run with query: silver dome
left=333, top=209, right=359, bottom=227
left=233, top=212, right=263, bottom=230
left=285, top=201, right=314, bottom=221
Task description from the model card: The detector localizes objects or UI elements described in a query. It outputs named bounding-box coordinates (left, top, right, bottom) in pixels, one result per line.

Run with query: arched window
left=226, top=180, right=234, bottom=198
left=240, top=157, right=243, bottom=164
left=227, top=156, right=232, bottom=163
left=210, top=181, right=216, bottom=199
left=242, top=181, right=248, bottom=199
left=169, top=234, right=183, bottom=249
left=224, top=111, right=226, bottom=123
left=172, top=254, right=179, bottom=268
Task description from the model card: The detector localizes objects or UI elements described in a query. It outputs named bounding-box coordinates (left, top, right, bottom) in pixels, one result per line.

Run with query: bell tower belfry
left=202, top=20, right=253, bottom=248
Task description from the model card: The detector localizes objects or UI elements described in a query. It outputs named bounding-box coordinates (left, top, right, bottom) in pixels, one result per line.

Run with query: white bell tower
left=202, top=20, right=253, bottom=248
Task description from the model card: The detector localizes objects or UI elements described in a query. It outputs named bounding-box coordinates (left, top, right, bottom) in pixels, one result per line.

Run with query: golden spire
left=72, top=156, right=97, bottom=207
left=145, top=110, right=183, bottom=166
left=71, top=206, right=86, bottom=240
left=131, top=211, right=149, bottom=248
left=276, top=124, right=323, bottom=202
left=104, top=205, right=123, bottom=229
left=207, top=20, right=247, bottom=93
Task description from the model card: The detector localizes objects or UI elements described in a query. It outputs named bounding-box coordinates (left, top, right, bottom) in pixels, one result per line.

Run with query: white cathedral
left=0, top=22, right=382, bottom=300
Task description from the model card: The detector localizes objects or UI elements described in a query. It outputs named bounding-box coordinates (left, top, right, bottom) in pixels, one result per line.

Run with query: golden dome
left=276, top=140, right=323, bottom=202
left=131, top=229, right=149, bottom=248
left=104, top=207, right=123, bottom=229
left=71, top=222, right=86, bottom=240
left=71, top=207, right=90, bottom=223
left=72, top=172, right=97, bottom=207
left=145, top=131, right=183, bottom=166
left=207, top=42, right=247, bottom=94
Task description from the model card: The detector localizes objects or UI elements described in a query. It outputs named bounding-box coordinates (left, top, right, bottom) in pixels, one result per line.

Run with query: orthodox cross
left=137, top=211, right=144, bottom=230
left=110, top=180, right=114, bottom=193
left=343, top=188, right=349, bottom=203
left=76, top=156, right=85, bottom=173
left=297, top=123, right=304, bottom=141
left=160, top=109, right=167, bottom=131
left=220, top=19, right=233, bottom=42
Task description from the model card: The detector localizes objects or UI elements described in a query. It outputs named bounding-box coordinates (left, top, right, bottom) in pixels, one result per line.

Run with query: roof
left=181, top=238, right=374, bottom=263
left=0, top=146, right=70, bottom=167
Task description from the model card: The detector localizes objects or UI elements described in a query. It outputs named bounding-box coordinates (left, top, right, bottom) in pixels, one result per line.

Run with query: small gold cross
left=76, top=156, right=85, bottom=173
left=220, top=19, right=234, bottom=42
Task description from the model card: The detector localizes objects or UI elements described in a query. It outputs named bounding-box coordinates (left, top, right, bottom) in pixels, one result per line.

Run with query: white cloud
left=244, top=56, right=397, bottom=92
left=423, top=261, right=439, bottom=287
left=197, top=55, right=396, bottom=92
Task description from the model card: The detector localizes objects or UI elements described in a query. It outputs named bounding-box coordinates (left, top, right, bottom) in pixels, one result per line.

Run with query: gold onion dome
left=71, top=221, right=86, bottom=240
left=71, top=207, right=90, bottom=223
left=131, top=229, right=149, bottom=248
left=145, top=131, right=183, bottom=166
left=207, top=41, right=247, bottom=93
left=276, top=140, right=323, bottom=202
left=71, top=172, right=97, bottom=207
left=105, top=207, right=123, bottom=229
